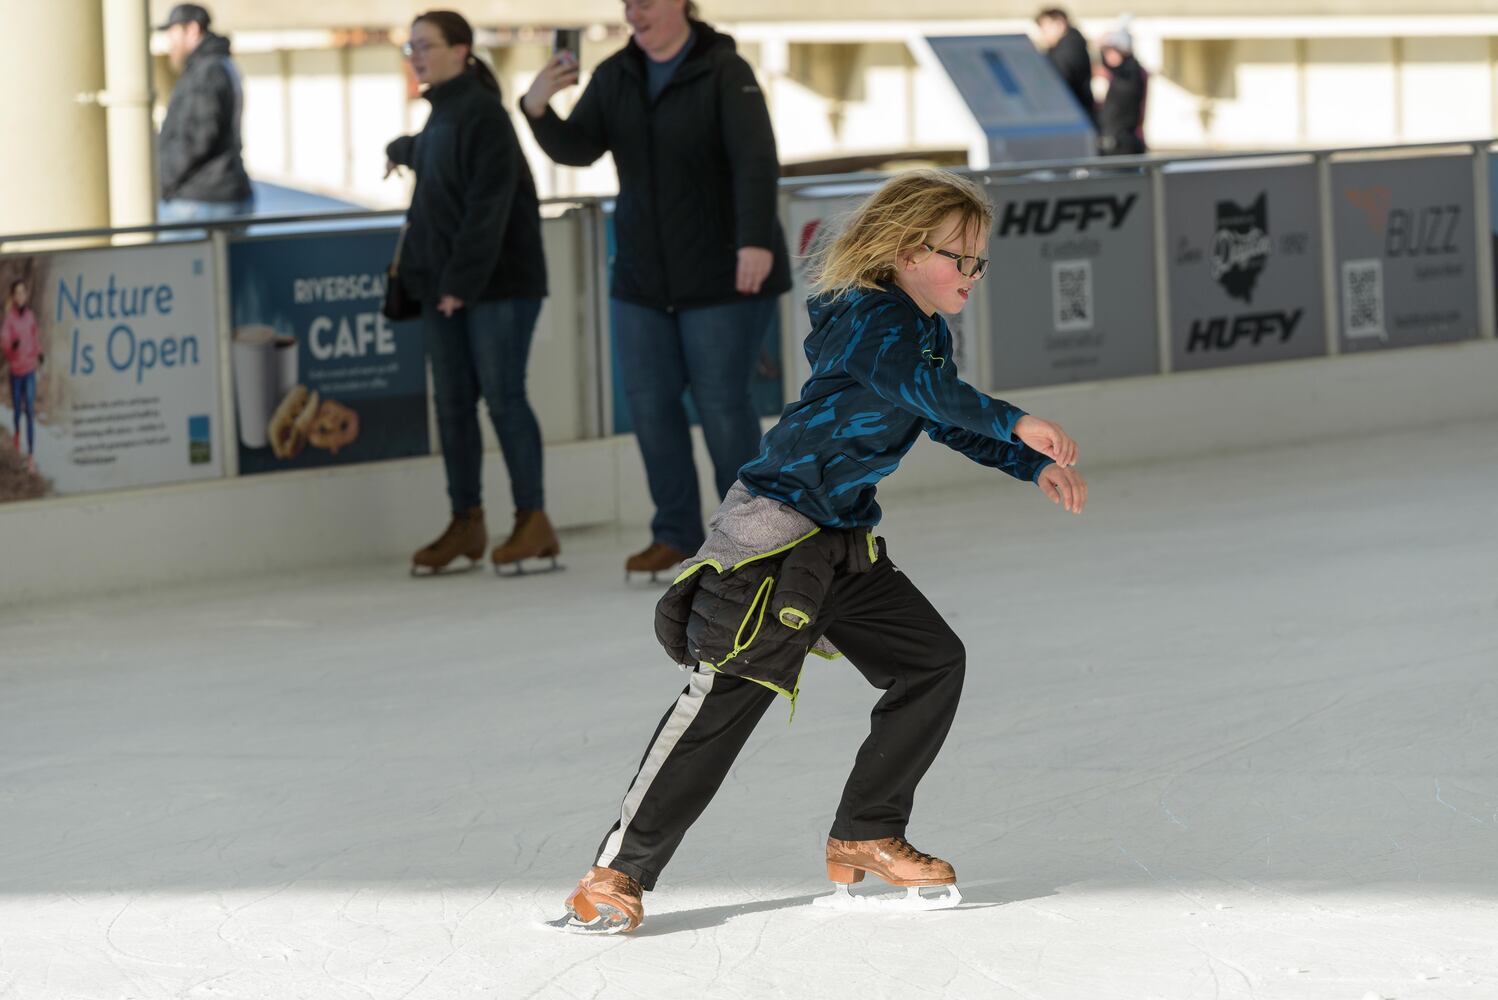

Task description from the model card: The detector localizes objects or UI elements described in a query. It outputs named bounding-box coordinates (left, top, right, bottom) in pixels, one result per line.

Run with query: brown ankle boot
left=491, top=509, right=561, bottom=573
left=410, top=507, right=487, bottom=575
left=624, top=541, right=688, bottom=581
left=825, top=836, right=956, bottom=887
left=561, top=865, right=645, bottom=933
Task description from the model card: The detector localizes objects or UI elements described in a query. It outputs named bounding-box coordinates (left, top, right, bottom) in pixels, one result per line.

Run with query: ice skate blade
left=493, top=556, right=564, bottom=578
left=409, top=558, right=484, bottom=578
left=624, top=570, right=674, bottom=587
left=812, top=882, right=963, bottom=912
left=540, top=906, right=637, bottom=935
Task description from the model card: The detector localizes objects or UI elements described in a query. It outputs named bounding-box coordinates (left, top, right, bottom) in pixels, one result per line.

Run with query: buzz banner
left=1330, top=155, right=1479, bottom=352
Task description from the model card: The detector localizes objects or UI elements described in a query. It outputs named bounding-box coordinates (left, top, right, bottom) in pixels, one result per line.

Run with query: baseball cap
left=157, top=4, right=211, bottom=30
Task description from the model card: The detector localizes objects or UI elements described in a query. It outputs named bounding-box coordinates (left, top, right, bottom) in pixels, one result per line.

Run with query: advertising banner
left=228, top=231, right=428, bottom=475
left=984, top=174, right=1159, bottom=389
left=0, top=243, right=221, bottom=503
left=1164, top=163, right=1327, bottom=371
left=1331, top=155, right=1479, bottom=352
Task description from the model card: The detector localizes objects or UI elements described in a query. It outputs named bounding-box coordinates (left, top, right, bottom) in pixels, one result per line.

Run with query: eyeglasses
left=921, top=243, right=988, bottom=279
left=401, top=39, right=449, bottom=58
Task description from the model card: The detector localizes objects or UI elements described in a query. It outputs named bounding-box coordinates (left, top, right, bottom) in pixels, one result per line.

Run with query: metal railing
left=2, top=138, right=1493, bottom=505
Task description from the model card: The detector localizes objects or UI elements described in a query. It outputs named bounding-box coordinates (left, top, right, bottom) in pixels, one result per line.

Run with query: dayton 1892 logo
left=1211, top=193, right=1272, bottom=302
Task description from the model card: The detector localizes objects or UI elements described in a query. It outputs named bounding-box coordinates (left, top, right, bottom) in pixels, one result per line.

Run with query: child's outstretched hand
left=1015, top=415, right=1078, bottom=467
left=1038, top=464, right=1087, bottom=514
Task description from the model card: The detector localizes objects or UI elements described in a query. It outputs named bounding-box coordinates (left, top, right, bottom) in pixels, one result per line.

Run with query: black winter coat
left=1047, top=27, right=1097, bottom=124
left=387, top=71, right=548, bottom=304
left=655, top=529, right=878, bottom=699
left=1098, top=55, right=1149, bottom=156
left=158, top=34, right=253, bottom=203
left=525, top=22, right=791, bottom=310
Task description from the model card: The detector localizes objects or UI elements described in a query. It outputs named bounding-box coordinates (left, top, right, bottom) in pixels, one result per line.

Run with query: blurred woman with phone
left=522, top=1, right=791, bottom=580
left=387, top=10, right=560, bottom=577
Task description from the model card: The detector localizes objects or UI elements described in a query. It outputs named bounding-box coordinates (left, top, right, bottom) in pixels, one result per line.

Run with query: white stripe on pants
left=596, top=667, right=717, bottom=870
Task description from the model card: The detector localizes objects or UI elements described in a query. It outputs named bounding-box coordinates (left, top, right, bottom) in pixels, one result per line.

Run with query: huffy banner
left=0, top=243, right=222, bottom=503
left=981, top=172, right=1160, bottom=389
left=1164, top=162, right=1327, bottom=372
left=228, top=231, right=429, bottom=475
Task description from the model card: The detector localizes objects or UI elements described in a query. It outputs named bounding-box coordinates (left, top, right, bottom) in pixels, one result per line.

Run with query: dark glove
left=654, top=570, right=703, bottom=666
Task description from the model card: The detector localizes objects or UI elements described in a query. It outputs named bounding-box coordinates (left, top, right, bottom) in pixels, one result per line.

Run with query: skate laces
left=891, top=837, right=937, bottom=864
left=591, top=867, right=642, bottom=897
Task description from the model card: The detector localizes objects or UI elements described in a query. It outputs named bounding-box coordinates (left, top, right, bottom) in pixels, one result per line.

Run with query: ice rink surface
left=3, top=420, right=1496, bottom=1000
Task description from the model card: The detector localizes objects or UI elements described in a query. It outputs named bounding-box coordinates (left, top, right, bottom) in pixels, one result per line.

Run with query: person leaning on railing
left=386, top=10, right=559, bottom=578
left=521, top=0, right=791, bottom=581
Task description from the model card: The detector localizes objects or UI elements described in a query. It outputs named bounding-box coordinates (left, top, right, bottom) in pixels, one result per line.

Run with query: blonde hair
left=809, top=169, right=993, bottom=297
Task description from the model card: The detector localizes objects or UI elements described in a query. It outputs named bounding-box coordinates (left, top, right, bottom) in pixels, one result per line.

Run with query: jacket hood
left=422, top=68, right=488, bottom=106
left=621, top=20, right=735, bottom=75
left=805, top=282, right=928, bottom=361
left=189, top=32, right=231, bottom=62
left=804, top=288, right=861, bottom=361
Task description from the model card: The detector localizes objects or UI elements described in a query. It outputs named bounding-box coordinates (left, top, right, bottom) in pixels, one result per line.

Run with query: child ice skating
left=3, top=279, right=43, bottom=473
left=551, top=169, right=1088, bottom=934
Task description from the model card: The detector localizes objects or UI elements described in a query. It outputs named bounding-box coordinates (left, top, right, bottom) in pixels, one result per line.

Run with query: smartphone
left=553, top=28, right=581, bottom=65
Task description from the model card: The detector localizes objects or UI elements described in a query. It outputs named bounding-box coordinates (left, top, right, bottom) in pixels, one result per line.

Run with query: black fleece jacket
left=525, top=21, right=790, bottom=310
left=1047, top=26, right=1097, bottom=123
left=158, top=33, right=253, bottom=203
left=387, top=71, right=547, bottom=304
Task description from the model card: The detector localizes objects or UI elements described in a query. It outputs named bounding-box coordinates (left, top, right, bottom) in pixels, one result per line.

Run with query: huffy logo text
left=996, top=195, right=1137, bottom=237
left=1211, top=194, right=1271, bottom=303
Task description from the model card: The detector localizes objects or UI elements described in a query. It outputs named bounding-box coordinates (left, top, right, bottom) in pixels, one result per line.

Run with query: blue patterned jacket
left=738, top=283, right=1052, bottom=527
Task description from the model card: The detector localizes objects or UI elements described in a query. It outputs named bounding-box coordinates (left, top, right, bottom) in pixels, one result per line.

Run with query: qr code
left=1052, top=260, right=1093, bottom=332
left=1342, top=259, right=1385, bottom=339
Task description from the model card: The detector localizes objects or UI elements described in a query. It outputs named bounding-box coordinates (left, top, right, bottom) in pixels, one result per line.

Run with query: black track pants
left=594, top=549, right=967, bottom=890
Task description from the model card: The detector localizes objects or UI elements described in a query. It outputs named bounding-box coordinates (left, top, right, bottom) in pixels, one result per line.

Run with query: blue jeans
left=423, top=297, right=545, bottom=515
left=9, top=371, right=36, bottom=454
left=612, top=296, right=776, bottom=553
left=157, top=198, right=255, bottom=239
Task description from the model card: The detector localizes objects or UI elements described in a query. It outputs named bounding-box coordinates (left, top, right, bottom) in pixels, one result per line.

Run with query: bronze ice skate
left=491, top=509, right=562, bottom=575
left=544, top=865, right=645, bottom=934
left=817, top=836, right=963, bottom=911
left=410, top=506, right=487, bottom=576
left=624, top=541, right=688, bottom=582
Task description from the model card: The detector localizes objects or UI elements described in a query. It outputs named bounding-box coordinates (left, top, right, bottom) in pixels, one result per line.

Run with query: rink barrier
left=1, top=139, right=1497, bottom=602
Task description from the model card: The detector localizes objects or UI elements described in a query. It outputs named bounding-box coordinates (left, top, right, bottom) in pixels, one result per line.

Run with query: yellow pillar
left=102, top=0, right=158, bottom=231
left=0, top=0, right=109, bottom=239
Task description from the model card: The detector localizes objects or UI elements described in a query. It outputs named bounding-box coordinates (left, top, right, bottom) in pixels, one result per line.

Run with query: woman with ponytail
left=387, top=11, right=559, bottom=577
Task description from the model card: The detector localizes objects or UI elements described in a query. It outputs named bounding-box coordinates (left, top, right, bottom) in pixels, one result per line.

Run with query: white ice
left=3, top=420, right=1496, bottom=1000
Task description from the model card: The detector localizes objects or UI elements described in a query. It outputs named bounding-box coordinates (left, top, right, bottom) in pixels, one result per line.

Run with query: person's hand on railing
left=522, top=52, right=581, bottom=120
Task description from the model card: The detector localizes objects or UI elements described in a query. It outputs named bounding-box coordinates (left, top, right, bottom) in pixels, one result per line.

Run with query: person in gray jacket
left=157, top=4, right=254, bottom=224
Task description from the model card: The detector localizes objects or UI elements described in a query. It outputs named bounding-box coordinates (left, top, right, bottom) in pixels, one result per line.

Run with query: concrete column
left=102, top=0, right=158, bottom=231
left=0, top=0, right=109, bottom=238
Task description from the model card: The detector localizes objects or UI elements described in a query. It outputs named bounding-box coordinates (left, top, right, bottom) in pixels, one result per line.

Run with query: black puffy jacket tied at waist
left=524, top=21, right=790, bottom=310
left=655, top=528, right=880, bottom=707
